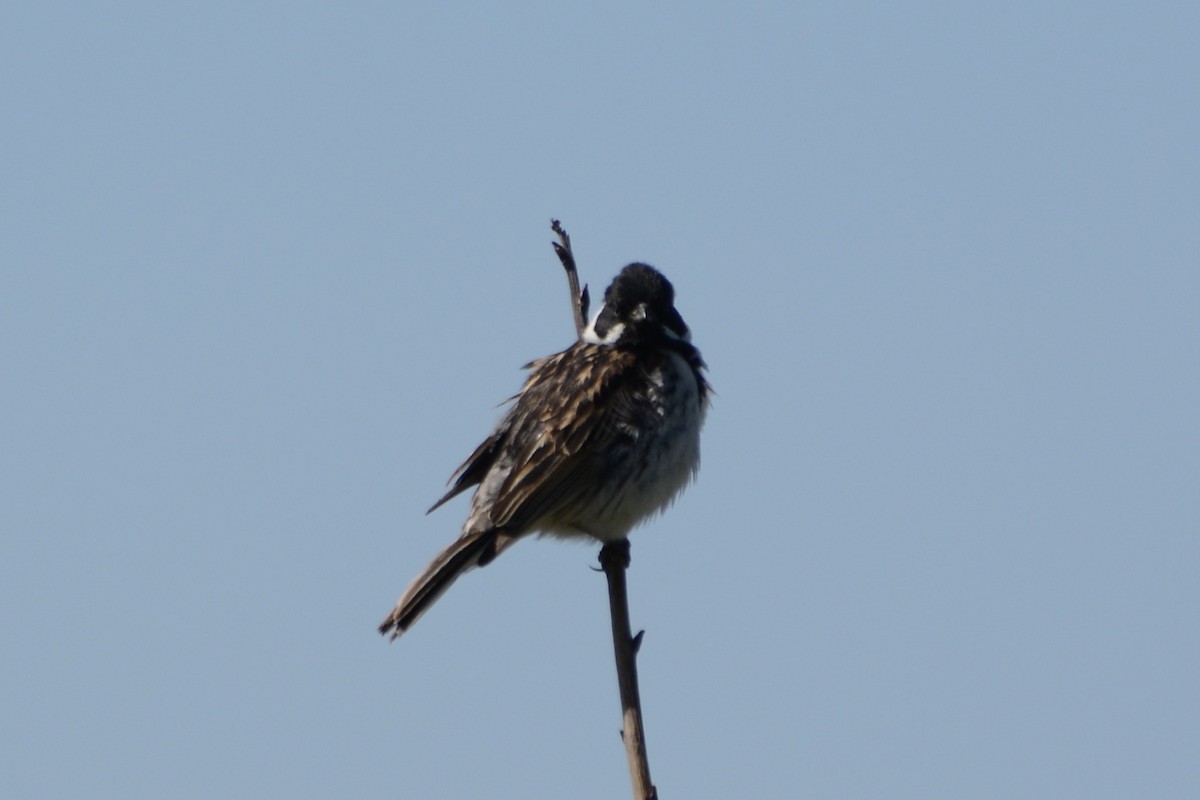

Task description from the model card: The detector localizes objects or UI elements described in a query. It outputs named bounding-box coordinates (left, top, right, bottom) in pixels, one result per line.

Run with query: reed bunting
left=379, top=262, right=709, bottom=639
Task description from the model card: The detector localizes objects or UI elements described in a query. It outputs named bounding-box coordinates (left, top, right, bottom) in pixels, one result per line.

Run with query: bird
left=379, top=262, right=709, bottom=639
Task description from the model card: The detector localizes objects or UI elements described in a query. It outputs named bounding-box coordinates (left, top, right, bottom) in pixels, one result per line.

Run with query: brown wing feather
left=488, top=344, right=640, bottom=531
left=426, top=422, right=508, bottom=514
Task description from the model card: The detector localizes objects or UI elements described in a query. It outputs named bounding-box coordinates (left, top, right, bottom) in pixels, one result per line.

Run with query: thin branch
left=550, top=223, right=656, bottom=798
left=599, top=540, right=658, bottom=800
left=550, top=219, right=589, bottom=340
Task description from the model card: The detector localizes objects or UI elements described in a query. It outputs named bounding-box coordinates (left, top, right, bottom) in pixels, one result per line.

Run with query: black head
left=584, top=263, right=690, bottom=346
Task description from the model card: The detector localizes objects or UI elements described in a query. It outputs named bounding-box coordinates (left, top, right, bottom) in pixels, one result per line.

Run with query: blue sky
left=3, top=3, right=1197, bottom=798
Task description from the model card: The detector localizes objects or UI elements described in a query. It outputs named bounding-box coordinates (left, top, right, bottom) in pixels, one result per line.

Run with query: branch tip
left=549, top=218, right=586, bottom=338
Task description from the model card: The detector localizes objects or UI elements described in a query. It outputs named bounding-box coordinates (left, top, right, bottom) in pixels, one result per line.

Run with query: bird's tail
left=378, top=528, right=515, bottom=640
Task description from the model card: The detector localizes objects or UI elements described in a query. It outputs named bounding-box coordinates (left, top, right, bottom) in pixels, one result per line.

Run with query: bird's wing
left=487, top=344, right=645, bottom=532
left=426, top=418, right=510, bottom=515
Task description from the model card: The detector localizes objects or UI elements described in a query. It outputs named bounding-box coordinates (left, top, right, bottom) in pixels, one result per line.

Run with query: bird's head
left=582, top=263, right=691, bottom=347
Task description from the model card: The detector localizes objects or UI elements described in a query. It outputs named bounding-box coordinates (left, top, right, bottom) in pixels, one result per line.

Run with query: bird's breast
left=557, top=348, right=705, bottom=542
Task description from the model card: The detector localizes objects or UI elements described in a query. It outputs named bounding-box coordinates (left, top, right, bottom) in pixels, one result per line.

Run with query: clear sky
left=3, top=3, right=1197, bottom=798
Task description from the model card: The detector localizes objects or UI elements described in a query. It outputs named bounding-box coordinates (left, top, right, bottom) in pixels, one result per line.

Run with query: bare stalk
left=550, top=222, right=657, bottom=799
left=599, top=540, right=658, bottom=800
left=551, top=219, right=589, bottom=339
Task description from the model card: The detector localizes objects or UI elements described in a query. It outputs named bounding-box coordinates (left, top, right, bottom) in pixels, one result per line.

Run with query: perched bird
left=379, top=262, right=709, bottom=639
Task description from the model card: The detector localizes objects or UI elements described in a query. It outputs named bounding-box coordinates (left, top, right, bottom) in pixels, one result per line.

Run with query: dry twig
left=551, top=219, right=589, bottom=339
left=549, top=221, right=657, bottom=800
left=600, top=540, right=658, bottom=800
